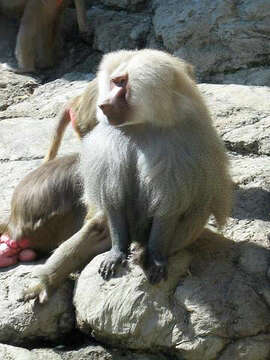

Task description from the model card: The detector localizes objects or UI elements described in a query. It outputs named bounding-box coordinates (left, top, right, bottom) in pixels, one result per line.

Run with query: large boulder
left=74, top=232, right=270, bottom=360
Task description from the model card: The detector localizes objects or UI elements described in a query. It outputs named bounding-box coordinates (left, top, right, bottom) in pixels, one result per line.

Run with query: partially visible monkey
left=0, top=154, right=84, bottom=266
left=0, top=0, right=89, bottom=73
left=79, top=49, right=232, bottom=284
left=44, top=78, right=98, bottom=162
left=0, top=154, right=110, bottom=271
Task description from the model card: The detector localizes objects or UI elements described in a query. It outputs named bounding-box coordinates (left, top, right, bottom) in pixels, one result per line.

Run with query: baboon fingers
left=23, top=276, right=50, bottom=304
left=23, top=284, right=49, bottom=304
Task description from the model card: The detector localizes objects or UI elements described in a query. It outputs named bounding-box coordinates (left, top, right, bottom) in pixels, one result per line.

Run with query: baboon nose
left=99, top=103, right=114, bottom=117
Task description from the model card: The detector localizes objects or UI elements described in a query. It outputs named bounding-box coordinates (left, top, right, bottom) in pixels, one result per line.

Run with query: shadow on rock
left=0, top=16, right=18, bottom=69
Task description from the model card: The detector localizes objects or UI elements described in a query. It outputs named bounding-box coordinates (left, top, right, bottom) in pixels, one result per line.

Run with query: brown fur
left=0, top=0, right=88, bottom=73
left=1, top=154, right=110, bottom=303
left=1, top=154, right=86, bottom=253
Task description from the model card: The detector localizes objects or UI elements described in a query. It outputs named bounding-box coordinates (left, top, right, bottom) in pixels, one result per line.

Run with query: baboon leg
left=74, top=0, right=88, bottom=33
left=15, top=1, right=38, bottom=72
left=23, top=213, right=110, bottom=303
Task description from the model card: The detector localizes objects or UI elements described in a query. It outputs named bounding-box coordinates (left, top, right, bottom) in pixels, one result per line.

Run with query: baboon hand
left=98, top=249, right=127, bottom=280
left=22, top=269, right=51, bottom=304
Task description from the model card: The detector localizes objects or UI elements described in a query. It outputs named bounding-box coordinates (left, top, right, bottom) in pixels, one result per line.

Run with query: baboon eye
left=112, top=75, right=128, bottom=88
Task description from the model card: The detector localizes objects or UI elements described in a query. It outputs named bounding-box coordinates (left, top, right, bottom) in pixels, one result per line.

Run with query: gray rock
left=0, top=116, right=79, bottom=161
left=199, top=84, right=270, bottom=156
left=222, top=155, right=270, bottom=246
left=74, top=250, right=193, bottom=349
left=0, top=70, right=40, bottom=112
left=87, top=7, right=151, bottom=53
left=219, top=335, right=270, bottom=360
left=0, top=264, right=74, bottom=345
left=152, top=0, right=270, bottom=81
left=100, top=0, right=147, bottom=11
left=209, top=67, right=270, bottom=87
left=1, top=76, right=92, bottom=120
left=0, top=344, right=33, bottom=360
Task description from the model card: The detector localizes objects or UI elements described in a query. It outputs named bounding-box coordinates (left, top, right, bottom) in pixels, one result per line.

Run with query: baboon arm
left=23, top=213, right=111, bottom=303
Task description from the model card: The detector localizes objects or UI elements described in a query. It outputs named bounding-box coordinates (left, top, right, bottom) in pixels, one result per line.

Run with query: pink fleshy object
left=0, top=233, right=34, bottom=267
left=0, top=234, right=30, bottom=249
left=0, top=255, right=18, bottom=267
left=17, top=238, right=31, bottom=249
left=19, top=249, right=37, bottom=262
left=6, top=239, right=20, bottom=249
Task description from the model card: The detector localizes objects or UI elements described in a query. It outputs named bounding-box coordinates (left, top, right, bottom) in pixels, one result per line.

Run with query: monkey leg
left=15, top=1, right=38, bottom=73
left=145, top=217, right=174, bottom=285
left=74, top=0, right=88, bottom=34
left=23, top=213, right=110, bottom=304
left=98, top=209, right=129, bottom=280
left=146, top=210, right=208, bottom=285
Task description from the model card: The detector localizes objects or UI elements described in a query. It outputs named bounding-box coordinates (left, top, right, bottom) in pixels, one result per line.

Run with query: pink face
left=99, top=74, right=130, bottom=126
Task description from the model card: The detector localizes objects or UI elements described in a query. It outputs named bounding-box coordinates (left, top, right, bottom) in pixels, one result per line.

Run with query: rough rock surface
left=0, top=343, right=166, bottom=360
left=152, top=0, right=270, bottom=83
left=74, top=232, right=270, bottom=359
left=0, top=264, right=74, bottom=345
left=88, top=7, right=151, bottom=53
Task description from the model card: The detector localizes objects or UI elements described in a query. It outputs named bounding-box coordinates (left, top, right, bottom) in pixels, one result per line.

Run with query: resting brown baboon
left=80, top=49, right=232, bottom=283
left=23, top=50, right=231, bottom=301
left=0, top=0, right=89, bottom=73
left=44, top=78, right=98, bottom=162
left=0, top=154, right=100, bottom=267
